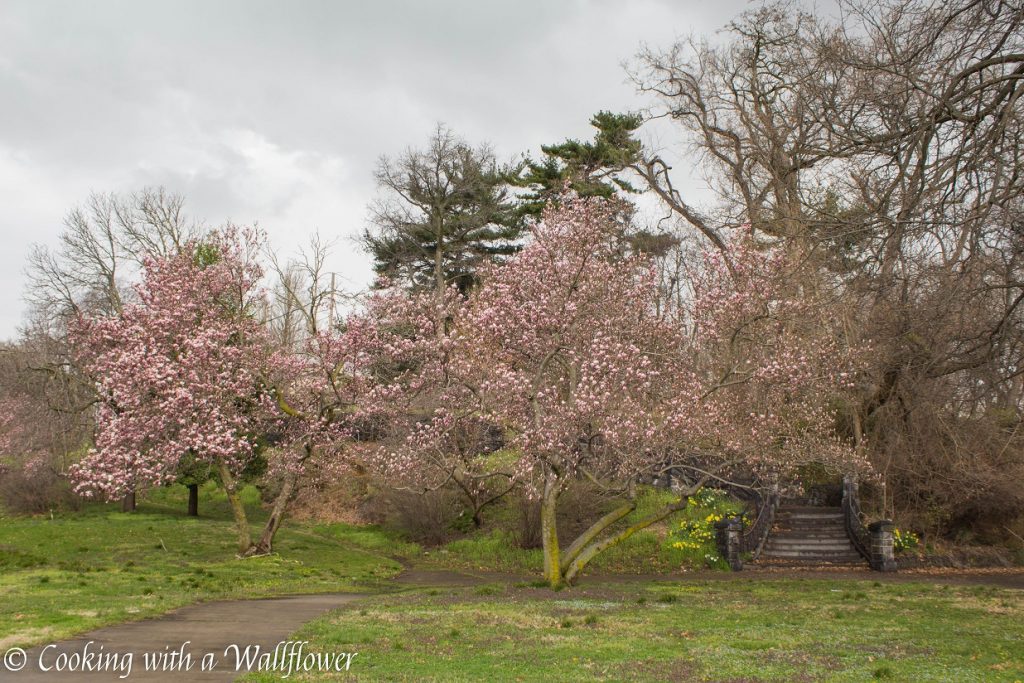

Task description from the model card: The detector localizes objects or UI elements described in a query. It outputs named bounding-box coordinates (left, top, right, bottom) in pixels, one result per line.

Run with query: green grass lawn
left=0, top=483, right=404, bottom=649
left=239, top=577, right=1024, bottom=682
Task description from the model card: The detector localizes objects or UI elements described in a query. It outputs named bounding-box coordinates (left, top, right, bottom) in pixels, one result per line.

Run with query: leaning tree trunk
left=562, top=498, right=687, bottom=584
left=186, top=483, right=199, bottom=517
left=216, top=461, right=253, bottom=555
left=247, top=443, right=315, bottom=556
left=537, top=471, right=692, bottom=588
left=249, top=470, right=298, bottom=555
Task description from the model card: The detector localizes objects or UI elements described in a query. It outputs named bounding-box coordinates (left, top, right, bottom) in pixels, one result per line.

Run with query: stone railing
left=714, top=484, right=779, bottom=570
left=842, top=473, right=896, bottom=571
left=740, top=487, right=780, bottom=561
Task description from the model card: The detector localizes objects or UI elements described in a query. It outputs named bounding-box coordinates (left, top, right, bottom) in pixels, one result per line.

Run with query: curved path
left=8, top=593, right=365, bottom=682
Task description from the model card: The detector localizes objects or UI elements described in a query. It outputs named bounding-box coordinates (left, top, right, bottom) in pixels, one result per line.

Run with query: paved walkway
left=7, top=594, right=365, bottom=682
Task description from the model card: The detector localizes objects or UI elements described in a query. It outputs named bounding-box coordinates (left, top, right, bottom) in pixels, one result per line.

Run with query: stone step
left=768, top=540, right=852, bottom=549
left=767, top=547, right=858, bottom=556
left=758, top=552, right=863, bottom=560
left=767, top=540, right=856, bottom=548
left=767, top=540, right=857, bottom=550
left=757, top=504, right=869, bottom=567
left=757, top=558, right=867, bottom=568
left=772, top=526, right=848, bottom=533
left=775, top=510, right=844, bottom=517
left=775, top=512, right=845, bottom=521
left=762, top=547, right=864, bottom=557
left=761, top=548, right=864, bottom=561
left=770, top=531, right=851, bottom=540
left=776, top=510, right=844, bottom=516
left=769, top=532, right=853, bottom=540
left=774, top=523, right=847, bottom=528
left=778, top=518, right=843, bottom=524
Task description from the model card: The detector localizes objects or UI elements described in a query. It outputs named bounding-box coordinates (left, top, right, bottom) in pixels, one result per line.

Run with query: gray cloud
left=0, top=0, right=753, bottom=338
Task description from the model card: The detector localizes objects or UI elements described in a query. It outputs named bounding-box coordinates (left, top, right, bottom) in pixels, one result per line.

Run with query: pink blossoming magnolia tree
left=416, top=197, right=867, bottom=587
left=68, top=228, right=303, bottom=555
left=682, top=233, right=867, bottom=477
left=306, top=285, right=515, bottom=528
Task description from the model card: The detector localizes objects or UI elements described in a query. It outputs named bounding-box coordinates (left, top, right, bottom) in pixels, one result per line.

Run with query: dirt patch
left=609, top=656, right=700, bottom=680
left=758, top=648, right=840, bottom=666
left=288, top=482, right=372, bottom=525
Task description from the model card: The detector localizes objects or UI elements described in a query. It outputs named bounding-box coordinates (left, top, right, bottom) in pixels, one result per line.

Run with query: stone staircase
left=759, top=505, right=867, bottom=567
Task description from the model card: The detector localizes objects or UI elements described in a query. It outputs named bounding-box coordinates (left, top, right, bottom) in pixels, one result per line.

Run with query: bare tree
left=626, top=0, right=1024, bottom=537
left=26, top=187, right=200, bottom=325
left=22, top=187, right=201, bottom=511
left=266, top=235, right=345, bottom=347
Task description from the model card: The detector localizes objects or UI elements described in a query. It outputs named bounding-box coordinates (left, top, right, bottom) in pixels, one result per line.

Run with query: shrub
left=515, top=481, right=619, bottom=550
left=373, top=487, right=461, bottom=546
left=515, top=497, right=542, bottom=549
left=0, top=454, right=81, bottom=514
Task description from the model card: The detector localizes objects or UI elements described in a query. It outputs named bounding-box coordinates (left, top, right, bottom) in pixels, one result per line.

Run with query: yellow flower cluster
left=671, top=515, right=721, bottom=551
left=893, top=527, right=919, bottom=553
left=671, top=490, right=745, bottom=558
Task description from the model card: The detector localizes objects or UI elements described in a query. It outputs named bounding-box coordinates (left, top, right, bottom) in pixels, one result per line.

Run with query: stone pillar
left=715, top=517, right=744, bottom=571
left=868, top=520, right=897, bottom=571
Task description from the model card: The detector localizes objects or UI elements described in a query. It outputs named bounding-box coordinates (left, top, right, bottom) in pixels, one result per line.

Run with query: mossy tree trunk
left=562, top=498, right=688, bottom=584
left=538, top=469, right=694, bottom=588
left=216, top=460, right=252, bottom=555
left=540, top=470, right=562, bottom=588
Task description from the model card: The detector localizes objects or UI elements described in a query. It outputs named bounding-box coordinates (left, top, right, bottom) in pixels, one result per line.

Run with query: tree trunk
left=250, top=471, right=298, bottom=556
left=216, top=461, right=252, bottom=554
left=540, top=471, right=562, bottom=588
left=434, top=240, right=446, bottom=339
left=435, top=242, right=444, bottom=302
left=186, top=483, right=199, bottom=517
left=563, top=497, right=687, bottom=585
left=560, top=501, right=636, bottom=574
left=121, top=490, right=136, bottom=513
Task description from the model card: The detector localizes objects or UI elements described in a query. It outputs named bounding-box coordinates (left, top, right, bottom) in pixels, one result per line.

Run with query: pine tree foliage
left=362, top=124, right=523, bottom=295
left=512, top=111, right=643, bottom=219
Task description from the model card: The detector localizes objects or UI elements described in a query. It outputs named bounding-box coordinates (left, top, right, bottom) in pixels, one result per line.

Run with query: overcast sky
left=0, top=0, right=762, bottom=340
